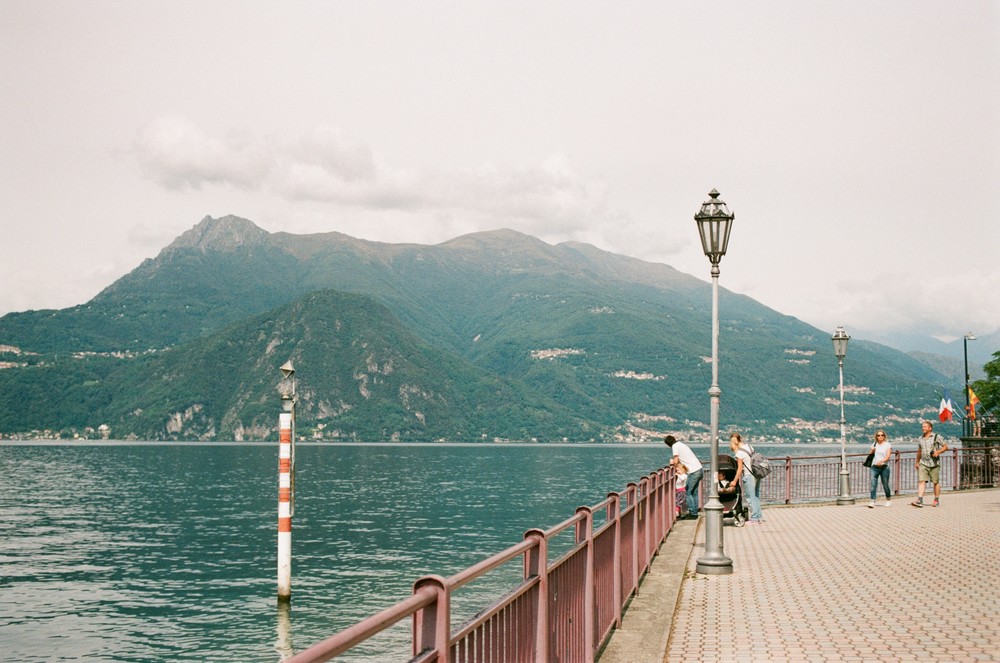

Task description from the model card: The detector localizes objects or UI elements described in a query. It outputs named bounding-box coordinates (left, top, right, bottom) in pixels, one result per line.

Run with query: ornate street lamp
left=694, top=189, right=734, bottom=575
left=832, top=327, right=854, bottom=505
left=964, top=332, right=976, bottom=436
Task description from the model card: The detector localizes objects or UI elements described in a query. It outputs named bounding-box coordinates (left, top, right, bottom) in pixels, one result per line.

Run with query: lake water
left=0, top=441, right=873, bottom=662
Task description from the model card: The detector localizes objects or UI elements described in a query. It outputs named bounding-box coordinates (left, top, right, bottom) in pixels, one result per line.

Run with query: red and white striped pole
left=278, top=411, right=293, bottom=600
left=278, top=361, right=296, bottom=602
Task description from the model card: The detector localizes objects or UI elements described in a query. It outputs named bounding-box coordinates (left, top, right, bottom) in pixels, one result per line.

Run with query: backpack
left=749, top=446, right=771, bottom=479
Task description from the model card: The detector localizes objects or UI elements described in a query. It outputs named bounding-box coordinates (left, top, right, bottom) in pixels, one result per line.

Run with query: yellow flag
left=968, top=387, right=981, bottom=420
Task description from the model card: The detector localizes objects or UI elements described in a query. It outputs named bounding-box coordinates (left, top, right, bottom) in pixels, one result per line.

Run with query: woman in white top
left=729, top=432, right=762, bottom=524
left=868, top=429, right=893, bottom=507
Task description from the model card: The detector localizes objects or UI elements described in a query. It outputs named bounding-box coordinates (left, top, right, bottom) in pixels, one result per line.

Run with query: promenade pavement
left=598, top=488, right=1000, bottom=663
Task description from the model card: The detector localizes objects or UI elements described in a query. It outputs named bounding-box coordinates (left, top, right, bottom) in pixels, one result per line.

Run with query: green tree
left=970, top=350, right=1000, bottom=416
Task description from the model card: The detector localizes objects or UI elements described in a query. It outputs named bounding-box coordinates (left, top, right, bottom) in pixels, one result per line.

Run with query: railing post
left=665, top=467, right=676, bottom=530
left=784, top=456, right=792, bottom=504
left=626, top=483, right=639, bottom=592
left=575, top=506, right=595, bottom=662
left=412, top=575, right=450, bottom=663
left=644, top=474, right=656, bottom=549
left=657, top=470, right=667, bottom=544
left=523, top=529, right=548, bottom=663
left=990, top=445, right=998, bottom=488
left=654, top=469, right=666, bottom=544
left=951, top=447, right=959, bottom=490
left=892, top=449, right=901, bottom=495
left=641, top=477, right=651, bottom=571
left=649, top=470, right=667, bottom=557
left=606, top=492, right=622, bottom=629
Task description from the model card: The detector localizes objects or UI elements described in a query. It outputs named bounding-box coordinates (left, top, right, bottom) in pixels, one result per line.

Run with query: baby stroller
left=717, top=454, right=748, bottom=526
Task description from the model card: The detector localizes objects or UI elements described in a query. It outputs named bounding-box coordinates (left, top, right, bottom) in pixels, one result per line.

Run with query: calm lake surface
left=0, top=441, right=872, bottom=662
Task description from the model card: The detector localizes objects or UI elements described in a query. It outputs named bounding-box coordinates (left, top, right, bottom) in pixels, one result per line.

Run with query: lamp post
left=832, top=327, right=854, bottom=505
left=694, top=189, right=734, bottom=575
left=964, top=332, right=976, bottom=436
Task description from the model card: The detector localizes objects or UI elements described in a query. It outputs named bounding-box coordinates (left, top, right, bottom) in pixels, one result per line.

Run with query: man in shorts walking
left=912, top=420, right=948, bottom=507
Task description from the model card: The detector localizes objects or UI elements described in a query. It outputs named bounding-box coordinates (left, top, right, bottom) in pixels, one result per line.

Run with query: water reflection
left=275, top=602, right=293, bottom=660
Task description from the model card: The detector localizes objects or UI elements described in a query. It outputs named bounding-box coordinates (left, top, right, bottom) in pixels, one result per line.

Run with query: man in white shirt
left=665, top=435, right=704, bottom=519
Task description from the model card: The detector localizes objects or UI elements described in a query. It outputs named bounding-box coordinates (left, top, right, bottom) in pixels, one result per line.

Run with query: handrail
left=288, top=445, right=999, bottom=662
left=540, top=509, right=588, bottom=541
left=286, top=584, right=439, bottom=662
left=289, top=463, right=681, bottom=663
left=754, top=446, right=999, bottom=504
left=444, top=536, right=536, bottom=589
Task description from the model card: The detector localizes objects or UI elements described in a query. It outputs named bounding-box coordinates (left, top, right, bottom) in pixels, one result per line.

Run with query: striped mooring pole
left=278, top=361, right=296, bottom=602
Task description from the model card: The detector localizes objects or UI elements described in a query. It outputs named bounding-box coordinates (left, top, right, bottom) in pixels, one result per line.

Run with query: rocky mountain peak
left=166, top=215, right=270, bottom=252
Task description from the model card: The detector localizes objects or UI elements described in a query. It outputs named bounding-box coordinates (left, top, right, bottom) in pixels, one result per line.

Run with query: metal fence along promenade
left=288, top=445, right=999, bottom=663
left=289, top=467, right=680, bottom=663
left=759, top=445, right=999, bottom=503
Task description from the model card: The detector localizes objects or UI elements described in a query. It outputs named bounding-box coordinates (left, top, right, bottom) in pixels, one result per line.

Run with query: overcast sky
left=2, top=1, right=997, bottom=345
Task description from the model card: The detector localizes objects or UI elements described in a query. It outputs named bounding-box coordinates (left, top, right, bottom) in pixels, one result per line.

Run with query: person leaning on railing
left=665, top=434, right=703, bottom=520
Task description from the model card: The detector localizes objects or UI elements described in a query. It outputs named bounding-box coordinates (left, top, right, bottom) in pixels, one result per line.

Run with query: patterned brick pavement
left=665, top=489, right=1000, bottom=663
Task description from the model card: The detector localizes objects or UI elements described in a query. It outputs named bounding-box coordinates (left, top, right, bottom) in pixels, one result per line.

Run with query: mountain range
left=0, top=215, right=963, bottom=443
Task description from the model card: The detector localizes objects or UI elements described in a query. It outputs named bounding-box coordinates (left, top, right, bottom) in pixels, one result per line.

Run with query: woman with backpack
left=730, top=432, right=763, bottom=525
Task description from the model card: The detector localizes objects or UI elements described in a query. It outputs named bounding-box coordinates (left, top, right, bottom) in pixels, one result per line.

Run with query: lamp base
left=696, top=557, right=734, bottom=575
left=836, top=469, right=855, bottom=505
left=695, top=504, right=733, bottom=575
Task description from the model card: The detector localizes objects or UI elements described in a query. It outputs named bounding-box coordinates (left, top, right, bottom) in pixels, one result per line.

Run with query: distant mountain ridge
left=0, top=215, right=958, bottom=442
left=852, top=327, right=997, bottom=381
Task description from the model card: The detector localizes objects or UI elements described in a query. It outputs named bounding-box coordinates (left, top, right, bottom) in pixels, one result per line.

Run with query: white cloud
left=134, top=117, right=270, bottom=190
left=285, top=126, right=377, bottom=184
left=133, top=118, right=628, bottom=243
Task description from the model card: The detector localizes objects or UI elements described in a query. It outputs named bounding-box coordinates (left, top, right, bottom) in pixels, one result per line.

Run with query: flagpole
left=964, top=333, right=975, bottom=436
left=962, top=332, right=976, bottom=435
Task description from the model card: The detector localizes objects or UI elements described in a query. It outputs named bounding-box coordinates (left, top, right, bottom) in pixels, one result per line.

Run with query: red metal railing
left=288, top=467, right=679, bottom=663
left=756, top=446, right=999, bottom=504
left=289, top=446, right=999, bottom=662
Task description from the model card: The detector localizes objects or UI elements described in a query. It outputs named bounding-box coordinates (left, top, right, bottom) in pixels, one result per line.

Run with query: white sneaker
left=868, top=501, right=875, bottom=508
left=884, top=501, right=891, bottom=507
